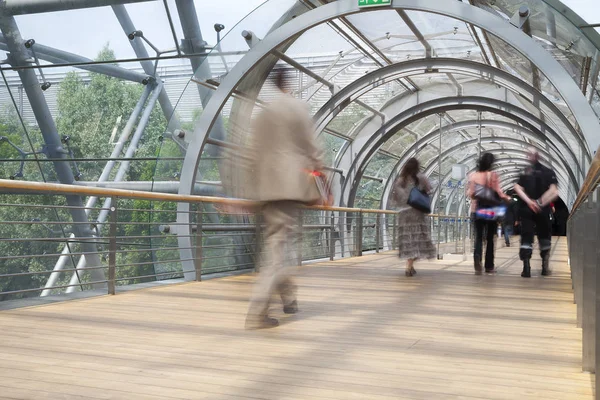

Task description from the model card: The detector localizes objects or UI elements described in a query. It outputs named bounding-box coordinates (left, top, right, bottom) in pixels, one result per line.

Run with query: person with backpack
left=468, top=153, right=511, bottom=274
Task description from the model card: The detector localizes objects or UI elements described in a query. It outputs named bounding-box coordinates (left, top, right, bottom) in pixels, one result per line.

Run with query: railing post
left=436, top=216, right=442, bottom=259
left=462, top=218, right=468, bottom=259
left=195, top=204, right=203, bottom=282
left=107, top=198, right=118, bottom=295
left=575, top=210, right=584, bottom=328
left=445, top=218, right=449, bottom=244
left=340, top=211, right=346, bottom=258
left=454, top=218, right=458, bottom=253
left=595, top=188, right=600, bottom=392
left=583, top=193, right=598, bottom=372
left=355, top=211, right=364, bottom=257
left=329, top=212, right=335, bottom=261
left=297, top=209, right=303, bottom=266
left=375, top=213, right=381, bottom=253
left=392, top=213, right=399, bottom=250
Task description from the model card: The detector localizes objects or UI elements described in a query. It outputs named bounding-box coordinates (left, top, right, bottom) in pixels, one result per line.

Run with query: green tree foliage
left=0, top=45, right=179, bottom=300
left=57, top=45, right=167, bottom=182
left=54, top=45, right=175, bottom=287
left=0, top=108, right=67, bottom=300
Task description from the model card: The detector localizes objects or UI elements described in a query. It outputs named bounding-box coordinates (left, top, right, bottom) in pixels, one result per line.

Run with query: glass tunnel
left=0, top=0, right=599, bottom=299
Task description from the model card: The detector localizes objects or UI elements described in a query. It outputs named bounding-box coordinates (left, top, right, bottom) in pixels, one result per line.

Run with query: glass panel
left=474, top=0, right=600, bottom=123
left=345, top=10, right=423, bottom=62
left=404, top=11, right=484, bottom=63
left=326, top=103, right=369, bottom=137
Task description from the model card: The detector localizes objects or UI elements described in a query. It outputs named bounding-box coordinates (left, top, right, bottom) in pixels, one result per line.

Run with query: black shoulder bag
left=407, top=177, right=431, bottom=214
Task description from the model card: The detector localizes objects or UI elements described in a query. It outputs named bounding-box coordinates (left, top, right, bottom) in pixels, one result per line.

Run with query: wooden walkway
left=0, top=238, right=593, bottom=399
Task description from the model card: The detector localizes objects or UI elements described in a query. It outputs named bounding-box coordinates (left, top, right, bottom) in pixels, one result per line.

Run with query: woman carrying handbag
left=392, top=158, right=436, bottom=277
left=467, top=153, right=511, bottom=274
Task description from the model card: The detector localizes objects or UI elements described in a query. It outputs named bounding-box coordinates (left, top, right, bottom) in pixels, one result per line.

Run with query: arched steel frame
left=376, top=112, right=581, bottom=215
left=312, top=63, right=585, bottom=209
left=406, top=122, right=576, bottom=180
left=313, top=58, right=587, bottom=158
left=375, top=128, right=577, bottom=208
left=176, top=0, right=600, bottom=278
left=424, top=147, right=571, bottom=195
left=344, top=95, right=578, bottom=209
left=314, top=60, right=586, bottom=196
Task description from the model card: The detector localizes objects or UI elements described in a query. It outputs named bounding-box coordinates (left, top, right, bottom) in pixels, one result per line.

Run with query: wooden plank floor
left=0, top=237, right=592, bottom=399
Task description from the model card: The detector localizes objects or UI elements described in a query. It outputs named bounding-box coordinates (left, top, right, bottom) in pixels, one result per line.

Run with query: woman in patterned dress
left=392, top=158, right=436, bottom=276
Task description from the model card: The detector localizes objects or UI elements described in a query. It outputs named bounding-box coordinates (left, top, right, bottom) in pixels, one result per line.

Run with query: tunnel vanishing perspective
left=2, top=0, right=600, bottom=398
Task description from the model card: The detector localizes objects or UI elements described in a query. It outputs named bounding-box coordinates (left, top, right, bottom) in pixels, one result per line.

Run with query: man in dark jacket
left=514, top=148, right=559, bottom=277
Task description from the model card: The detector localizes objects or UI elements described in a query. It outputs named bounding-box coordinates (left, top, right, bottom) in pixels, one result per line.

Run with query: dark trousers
left=474, top=218, right=497, bottom=270
left=519, top=209, right=552, bottom=260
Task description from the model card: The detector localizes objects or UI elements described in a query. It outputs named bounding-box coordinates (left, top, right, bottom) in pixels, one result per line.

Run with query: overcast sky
left=5, top=0, right=600, bottom=66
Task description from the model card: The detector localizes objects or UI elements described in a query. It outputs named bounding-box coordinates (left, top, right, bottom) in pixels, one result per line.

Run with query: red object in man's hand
left=308, top=169, right=333, bottom=207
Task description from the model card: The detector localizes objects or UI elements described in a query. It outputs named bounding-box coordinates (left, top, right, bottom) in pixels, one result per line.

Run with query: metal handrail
left=571, top=149, right=600, bottom=216
left=0, top=178, right=460, bottom=218
left=0, top=177, right=473, bottom=299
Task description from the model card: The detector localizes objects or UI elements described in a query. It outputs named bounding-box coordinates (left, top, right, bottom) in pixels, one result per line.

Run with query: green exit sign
left=359, top=0, right=392, bottom=8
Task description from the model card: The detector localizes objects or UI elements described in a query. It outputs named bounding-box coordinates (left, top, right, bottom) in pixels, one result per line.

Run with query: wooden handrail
left=0, top=178, right=466, bottom=218
left=570, top=147, right=600, bottom=215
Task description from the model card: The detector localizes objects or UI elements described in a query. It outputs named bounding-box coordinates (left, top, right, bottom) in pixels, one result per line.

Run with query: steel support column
left=112, top=4, right=181, bottom=133
left=175, top=0, right=252, bottom=277
left=397, top=9, right=432, bottom=58
left=41, top=84, right=153, bottom=296
left=175, top=0, right=226, bottom=140
left=75, top=181, right=222, bottom=195
left=65, top=82, right=163, bottom=293
left=0, top=34, right=149, bottom=83
left=0, top=14, right=106, bottom=288
left=477, top=112, right=482, bottom=160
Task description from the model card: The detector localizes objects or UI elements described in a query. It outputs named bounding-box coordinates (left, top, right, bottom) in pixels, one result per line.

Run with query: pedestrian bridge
left=0, top=238, right=591, bottom=399
left=2, top=0, right=600, bottom=399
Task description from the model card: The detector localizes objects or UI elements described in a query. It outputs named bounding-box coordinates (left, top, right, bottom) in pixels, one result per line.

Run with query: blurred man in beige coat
left=245, top=70, right=324, bottom=329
